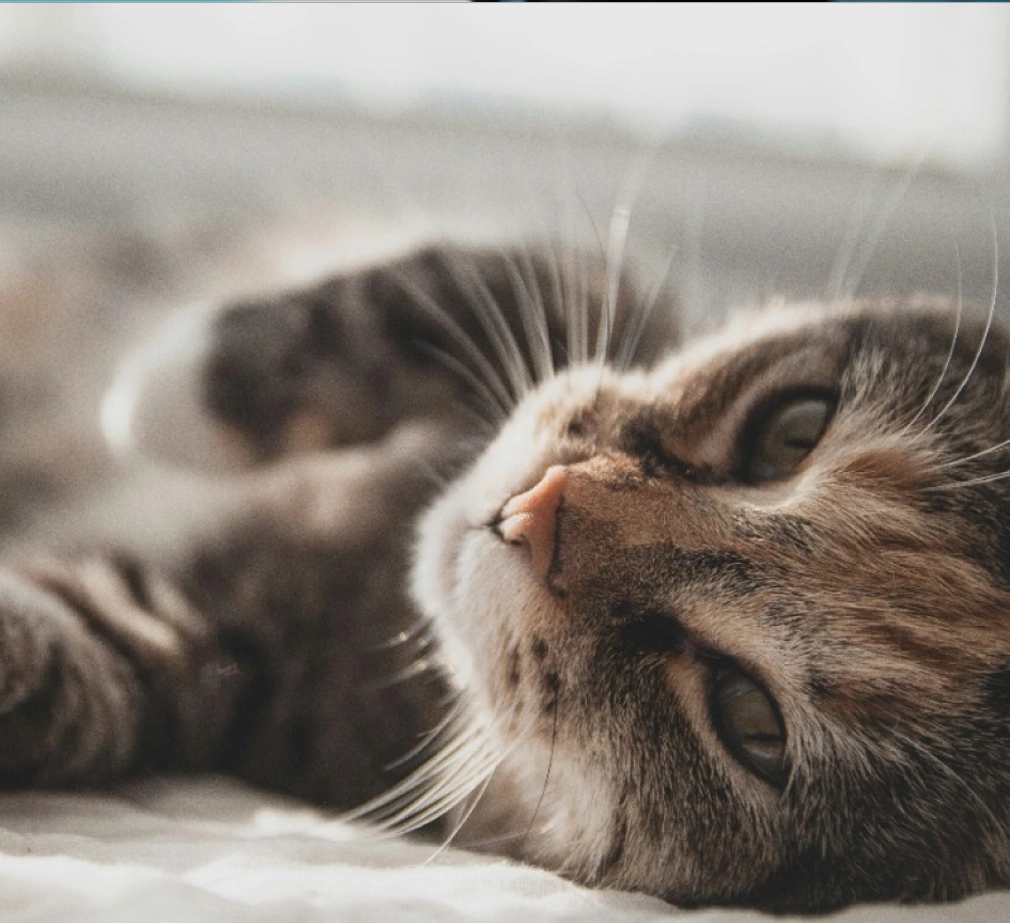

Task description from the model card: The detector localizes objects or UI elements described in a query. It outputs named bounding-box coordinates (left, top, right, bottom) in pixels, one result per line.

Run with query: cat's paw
left=200, top=286, right=395, bottom=461
left=0, top=567, right=143, bottom=785
left=102, top=283, right=411, bottom=470
left=0, top=574, right=61, bottom=715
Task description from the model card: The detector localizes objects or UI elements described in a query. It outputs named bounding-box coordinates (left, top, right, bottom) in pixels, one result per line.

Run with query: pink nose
left=497, top=465, right=568, bottom=577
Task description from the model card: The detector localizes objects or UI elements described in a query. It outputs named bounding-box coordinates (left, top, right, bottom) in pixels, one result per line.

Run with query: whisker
left=387, top=724, right=505, bottom=827
left=413, top=341, right=509, bottom=423
left=614, top=243, right=679, bottom=371
left=494, top=244, right=553, bottom=385
left=436, top=250, right=533, bottom=403
left=514, top=241, right=557, bottom=381
left=383, top=699, right=468, bottom=773
left=538, top=235, right=571, bottom=372
left=596, top=200, right=630, bottom=365
left=572, top=190, right=607, bottom=369
left=919, top=197, right=999, bottom=443
left=421, top=697, right=524, bottom=862
left=421, top=764, right=500, bottom=864
left=368, top=616, right=433, bottom=653
left=386, top=269, right=514, bottom=413
left=902, top=234, right=964, bottom=442
left=359, top=655, right=437, bottom=693
left=376, top=751, right=501, bottom=836
left=824, top=170, right=884, bottom=303
left=575, top=239, right=590, bottom=366
left=596, top=149, right=654, bottom=367
left=555, top=187, right=584, bottom=366
left=339, top=720, right=485, bottom=823
left=519, top=693, right=559, bottom=856
left=926, top=469, right=1010, bottom=492
left=840, top=150, right=929, bottom=301
left=682, top=166, right=708, bottom=333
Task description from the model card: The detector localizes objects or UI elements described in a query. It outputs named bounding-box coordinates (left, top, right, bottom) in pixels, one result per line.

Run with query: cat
left=1, top=237, right=1010, bottom=914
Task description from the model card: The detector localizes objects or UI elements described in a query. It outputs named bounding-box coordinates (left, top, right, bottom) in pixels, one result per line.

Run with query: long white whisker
left=368, top=616, right=432, bottom=653
left=421, top=765, right=500, bottom=864
left=927, top=468, right=1010, bottom=491
left=901, top=236, right=964, bottom=443
left=382, top=699, right=468, bottom=773
left=360, top=655, right=436, bottom=692
left=413, top=341, right=509, bottom=422
left=421, top=697, right=524, bottom=862
left=573, top=190, right=607, bottom=368
left=386, top=269, right=514, bottom=413
left=596, top=149, right=656, bottom=366
left=437, top=251, right=532, bottom=402
left=556, top=182, right=585, bottom=366
left=596, top=201, right=630, bottom=365
left=614, top=244, right=679, bottom=370
left=536, top=235, right=569, bottom=372
left=495, top=244, right=554, bottom=384
left=825, top=171, right=883, bottom=302
left=339, top=720, right=485, bottom=823
left=681, top=166, right=708, bottom=332
left=375, top=750, right=501, bottom=836
left=921, top=198, right=999, bottom=442
left=517, top=241, right=557, bottom=380
left=841, top=151, right=930, bottom=301
left=377, top=717, right=509, bottom=835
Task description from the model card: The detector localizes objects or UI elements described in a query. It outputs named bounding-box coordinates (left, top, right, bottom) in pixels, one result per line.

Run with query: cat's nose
left=497, top=465, right=568, bottom=577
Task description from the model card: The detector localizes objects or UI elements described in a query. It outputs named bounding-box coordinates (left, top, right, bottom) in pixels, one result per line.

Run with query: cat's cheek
left=410, top=496, right=474, bottom=686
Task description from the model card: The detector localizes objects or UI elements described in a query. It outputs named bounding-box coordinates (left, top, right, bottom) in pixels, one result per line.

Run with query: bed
left=0, top=777, right=1004, bottom=923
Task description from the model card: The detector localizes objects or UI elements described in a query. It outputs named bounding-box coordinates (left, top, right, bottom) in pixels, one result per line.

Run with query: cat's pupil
left=711, top=664, right=788, bottom=788
left=743, top=394, right=835, bottom=483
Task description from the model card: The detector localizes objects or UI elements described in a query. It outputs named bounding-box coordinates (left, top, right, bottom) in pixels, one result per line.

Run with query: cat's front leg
left=0, top=420, right=454, bottom=797
left=112, top=243, right=675, bottom=469
left=0, top=557, right=236, bottom=787
left=0, top=566, right=143, bottom=785
left=111, top=249, right=483, bottom=468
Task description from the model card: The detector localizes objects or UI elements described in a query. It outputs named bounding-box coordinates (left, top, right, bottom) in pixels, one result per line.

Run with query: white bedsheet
left=0, top=777, right=1005, bottom=923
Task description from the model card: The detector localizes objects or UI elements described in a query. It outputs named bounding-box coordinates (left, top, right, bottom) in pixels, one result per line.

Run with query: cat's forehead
left=648, top=298, right=999, bottom=410
left=650, top=305, right=844, bottom=418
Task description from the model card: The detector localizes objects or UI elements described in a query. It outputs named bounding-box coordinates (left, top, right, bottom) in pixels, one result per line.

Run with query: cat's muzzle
left=493, top=466, right=568, bottom=578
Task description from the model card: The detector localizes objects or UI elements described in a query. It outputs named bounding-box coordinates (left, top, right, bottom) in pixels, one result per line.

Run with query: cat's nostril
left=496, top=466, right=568, bottom=577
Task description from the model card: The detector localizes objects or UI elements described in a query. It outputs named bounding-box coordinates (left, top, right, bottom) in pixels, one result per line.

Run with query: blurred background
left=3, top=5, right=1010, bottom=312
left=0, top=4, right=1008, bottom=518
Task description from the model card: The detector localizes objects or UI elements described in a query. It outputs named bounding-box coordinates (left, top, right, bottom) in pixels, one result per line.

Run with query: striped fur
left=3, top=243, right=1010, bottom=911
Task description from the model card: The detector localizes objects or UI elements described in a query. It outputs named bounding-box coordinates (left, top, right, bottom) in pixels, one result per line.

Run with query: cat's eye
left=742, top=394, right=834, bottom=482
left=711, top=663, right=788, bottom=788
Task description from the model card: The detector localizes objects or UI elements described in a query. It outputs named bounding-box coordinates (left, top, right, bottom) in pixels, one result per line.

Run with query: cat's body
left=1, top=240, right=1010, bottom=912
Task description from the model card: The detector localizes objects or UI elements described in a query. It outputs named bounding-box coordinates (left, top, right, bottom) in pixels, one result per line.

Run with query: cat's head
left=412, top=297, right=1010, bottom=911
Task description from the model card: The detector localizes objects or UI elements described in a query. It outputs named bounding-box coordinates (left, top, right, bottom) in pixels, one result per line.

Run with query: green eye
left=712, top=664, right=788, bottom=788
left=744, top=395, right=834, bottom=482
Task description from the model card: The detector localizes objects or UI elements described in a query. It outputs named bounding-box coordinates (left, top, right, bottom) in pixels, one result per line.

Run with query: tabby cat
left=3, top=240, right=1010, bottom=913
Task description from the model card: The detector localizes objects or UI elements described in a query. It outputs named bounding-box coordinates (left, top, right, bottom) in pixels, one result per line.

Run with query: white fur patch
left=101, top=303, right=252, bottom=471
